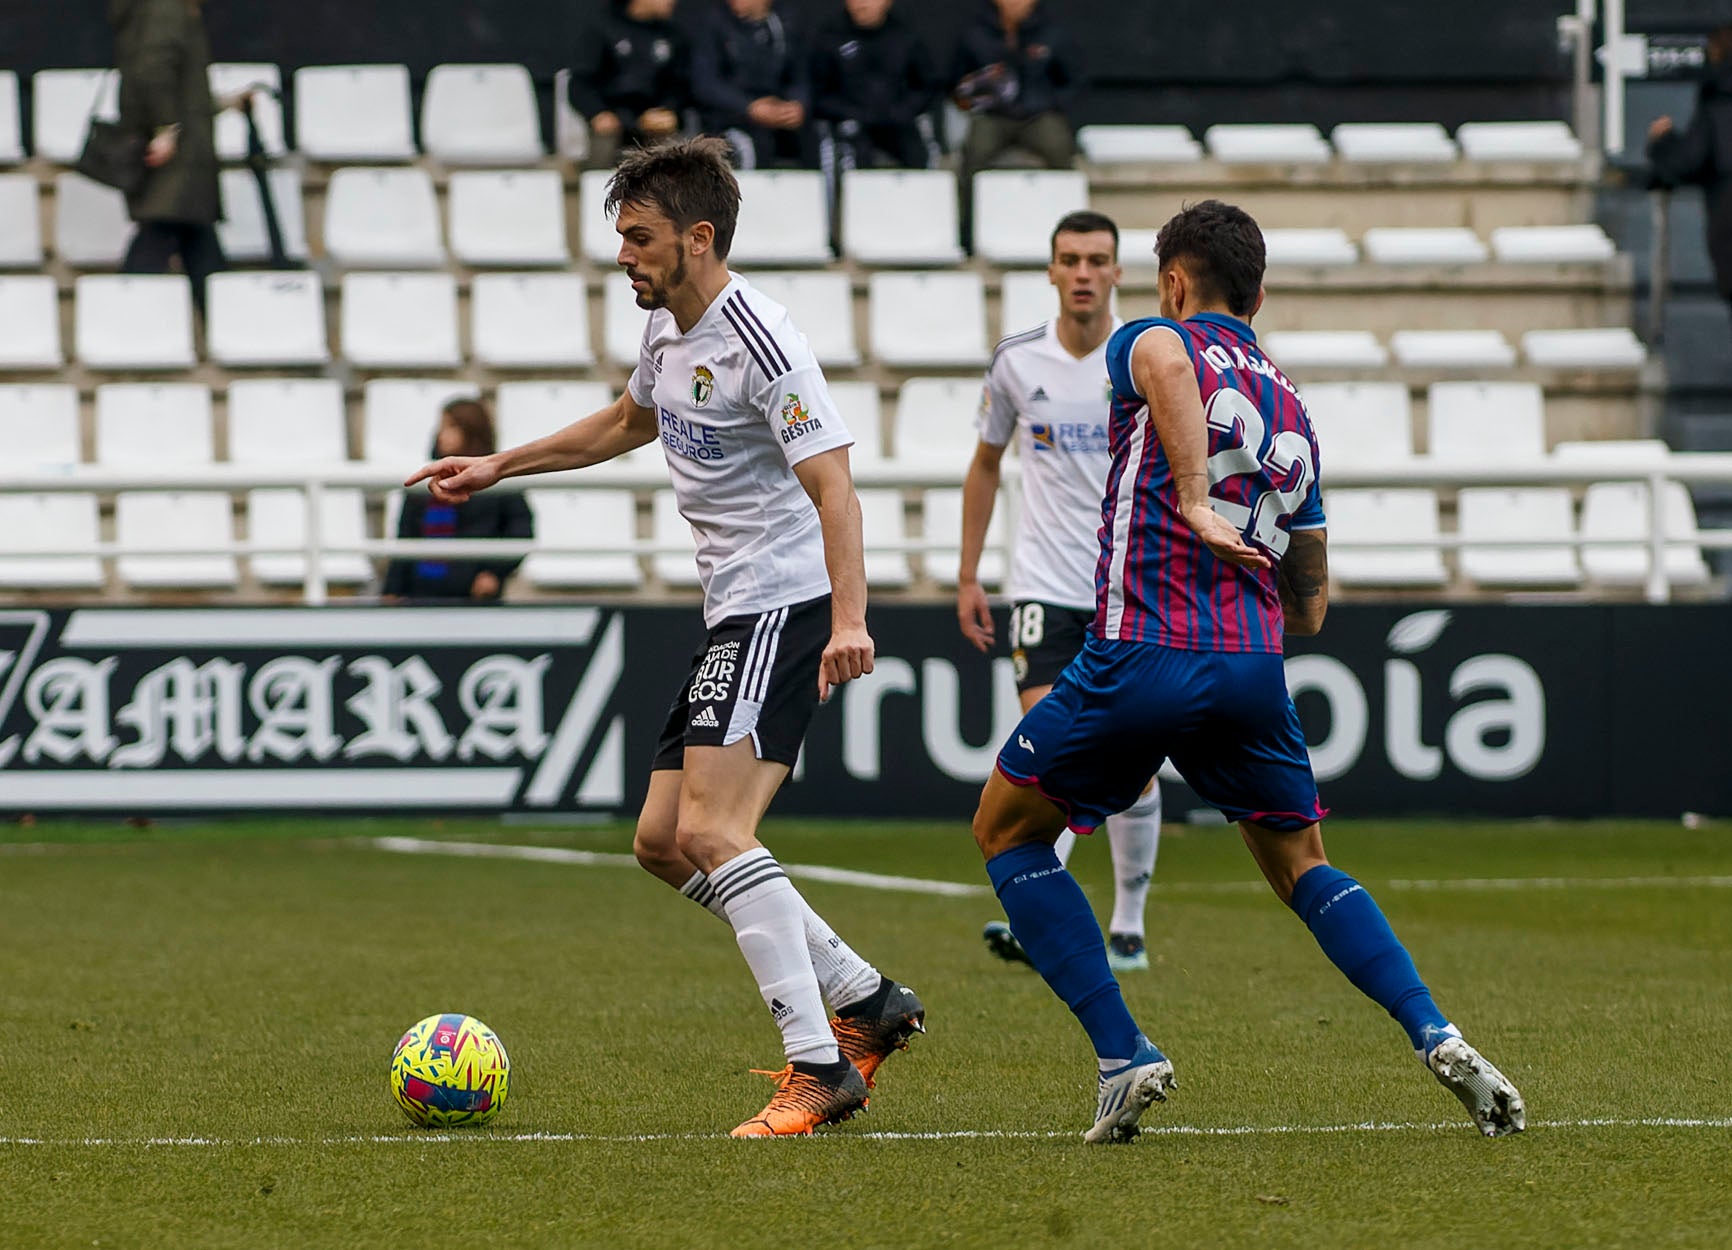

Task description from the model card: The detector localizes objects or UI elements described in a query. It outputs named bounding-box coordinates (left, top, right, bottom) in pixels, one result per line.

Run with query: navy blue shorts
left=995, top=636, right=1327, bottom=834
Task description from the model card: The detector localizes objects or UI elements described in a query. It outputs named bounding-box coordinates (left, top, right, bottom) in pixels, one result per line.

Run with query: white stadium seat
left=496, top=380, right=612, bottom=448
left=580, top=168, right=621, bottom=265
left=731, top=171, right=830, bottom=265
left=421, top=63, right=543, bottom=164
left=921, top=488, right=1003, bottom=587
left=1204, top=123, right=1331, bottom=163
left=890, top=377, right=982, bottom=467
left=0, top=494, right=103, bottom=588
left=973, top=170, right=1089, bottom=265
left=0, top=174, right=42, bottom=266
left=651, top=490, right=702, bottom=586
left=869, top=272, right=988, bottom=367
left=604, top=273, right=652, bottom=366
left=448, top=170, right=569, bottom=266
left=96, top=383, right=214, bottom=465
left=217, top=167, right=309, bottom=262
left=1457, top=488, right=1581, bottom=586
left=207, top=271, right=329, bottom=367
left=1077, top=124, right=1202, bottom=163
left=227, top=378, right=349, bottom=464
left=858, top=488, right=912, bottom=587
left=362, top=378, right=478, bottom=465
left=1263, top=228, right=1359, bottom=267
left=840, top=170, right=963, bottom=266
left=1263, top=330, right=1388, bottom=370
left=1521, top=328, right=1646, bottom=371
left=1326, top=489, right=1448, bottom=587
left=75, top=275, right=195, bottom=370
left=1427, top=381, right=1546, bottom=461
left=1456, top=121, right=1583, bottom=163
left=116, top=492, right=239, bottom=588
left=293, top=65, right=416, bottom=161
left=1490, top=225, right=1616, bottom=265
left=0, top=276, right=63, bottom=369
left=323, top=167, right=445, bottom=267
left=54, top=172, right=132, bottom=267
left=1361, top=227, right=1489, bottom=266
left=1330, top=123, right=1458, bottom=163
left=1302, top=382, right=1414, bottom=467
left=33, top=70, right=118, bottom=164
left=523, top=489, right=643, bottom=588
left=0, top=384, right=79, bottom=464
left=828, top=380, right=885, bottom=463
left=1389, top=329, right=1517, bottom=370
left=209, top=63, right=286, bottom=160
left=0, top=72, right=22, bottom=163
left=247, top=488, right=372, bottom=585
left=471, top=272, right=594, bottom=368
left=1553, top=441, right=1708, bottom=587
left=741, top=272, right=858, bottom=367
left=340, top=272, right=460, bottom=368
left=998, top=270, right=1058, bottom=339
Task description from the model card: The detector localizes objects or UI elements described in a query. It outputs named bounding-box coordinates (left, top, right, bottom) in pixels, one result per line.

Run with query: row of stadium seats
left=0, top=270, right=1643, bottom=374
left=4, top=167, right=1624, bottom=273
left=0, top=66, right=1590, bottom=169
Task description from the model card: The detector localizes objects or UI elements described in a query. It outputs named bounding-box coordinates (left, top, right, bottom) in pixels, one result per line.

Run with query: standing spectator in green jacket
left=109, top=0, right=250, bottom=314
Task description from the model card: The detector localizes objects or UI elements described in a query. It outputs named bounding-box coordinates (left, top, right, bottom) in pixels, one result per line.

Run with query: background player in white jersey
left=405, top=138, right=923, bottom=1138
left=956, top=211, right=1163, bottom=974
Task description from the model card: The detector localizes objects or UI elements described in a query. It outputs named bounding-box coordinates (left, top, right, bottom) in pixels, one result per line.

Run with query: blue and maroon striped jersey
left=1095, top=312, right=1326, bottom=653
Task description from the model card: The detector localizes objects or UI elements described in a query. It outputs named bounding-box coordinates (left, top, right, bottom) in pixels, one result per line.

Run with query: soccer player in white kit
left=956, top=211, right=1163, bottom=974
left=406, top=138, right=923, bottom=1137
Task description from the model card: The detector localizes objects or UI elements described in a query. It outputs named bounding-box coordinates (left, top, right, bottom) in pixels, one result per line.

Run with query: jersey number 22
left=1202, top=387, right=1315, bottom=558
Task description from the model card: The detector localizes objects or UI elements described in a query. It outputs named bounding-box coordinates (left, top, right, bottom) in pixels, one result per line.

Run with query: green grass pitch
left=0, top=816, right=1727, bottom=1249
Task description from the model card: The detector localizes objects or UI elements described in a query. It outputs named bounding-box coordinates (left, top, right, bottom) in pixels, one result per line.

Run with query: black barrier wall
left=0, top=605, right=1724, bottom=820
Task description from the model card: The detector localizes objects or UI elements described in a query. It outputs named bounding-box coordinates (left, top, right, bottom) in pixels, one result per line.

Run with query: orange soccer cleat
left=731, top=1060, right=869, bottom=1138
left=831, top=978, right=926, bottom=1087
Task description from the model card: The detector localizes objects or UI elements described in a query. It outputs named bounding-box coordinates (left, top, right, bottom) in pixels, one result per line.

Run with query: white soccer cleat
left=1427, top=1035, right=1525, bottom=1137
left=1083, top=1037, right=1176, bottom=1143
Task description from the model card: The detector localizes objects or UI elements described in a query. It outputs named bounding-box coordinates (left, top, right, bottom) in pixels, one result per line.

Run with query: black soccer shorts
left=1007, top=600, right=1096, bottom=692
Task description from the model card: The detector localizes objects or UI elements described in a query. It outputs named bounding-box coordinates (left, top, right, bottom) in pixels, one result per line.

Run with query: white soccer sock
left=708, top=848, right=840, bottom=1065
left=682, top=870, right=879, bottom=1011
left=1052, top=828, right=1079, bottom=869
left=1105, top=786, right=1162, bottom=938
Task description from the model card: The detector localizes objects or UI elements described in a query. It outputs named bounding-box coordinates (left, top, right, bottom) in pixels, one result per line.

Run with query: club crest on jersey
left=691, top=365, right=715, bottom=407
left=779, top=392, right=823, bottom=445
left=1029, top=423, right=1056, bottom=452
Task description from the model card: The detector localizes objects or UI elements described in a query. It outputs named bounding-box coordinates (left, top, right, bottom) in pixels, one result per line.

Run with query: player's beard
left=636, top=244, right=688, bottom=310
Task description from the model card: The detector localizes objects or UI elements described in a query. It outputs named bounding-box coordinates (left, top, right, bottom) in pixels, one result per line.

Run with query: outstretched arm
left=1278, top=529, right=1329, bottom=636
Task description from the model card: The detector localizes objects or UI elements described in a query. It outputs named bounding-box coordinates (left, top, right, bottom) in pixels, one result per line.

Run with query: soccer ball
left=390, top=1013, right=511, bottom=1128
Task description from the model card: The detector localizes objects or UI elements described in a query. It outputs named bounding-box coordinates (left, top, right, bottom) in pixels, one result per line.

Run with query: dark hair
left=604, top=136, right=742, bottom=260
left=1153, top=200, right=1265, bottom=318
left=1050, top=209, right=1119, bottom=260
left=441, top=398, right=496, bottom=457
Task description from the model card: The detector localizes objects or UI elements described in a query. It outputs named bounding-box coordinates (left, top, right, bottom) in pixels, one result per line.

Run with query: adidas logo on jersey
left=1028, top=386, right=1050, bottom=403
left=691, top=706, right=721, bottom=729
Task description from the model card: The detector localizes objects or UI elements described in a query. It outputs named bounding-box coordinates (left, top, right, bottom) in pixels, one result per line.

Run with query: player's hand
left=1184, top=504, right=1270, bottom=570
left=956, top=579, right=995, bottom=652
left=1648, top=116, right=1674, bottom=142
left=404, top=455, right=501, bottom=505
left=818, top=624, right=874, bottom=703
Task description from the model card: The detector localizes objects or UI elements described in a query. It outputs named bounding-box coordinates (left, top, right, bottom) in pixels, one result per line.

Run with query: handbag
left=73, top=73, right=146, bottom=195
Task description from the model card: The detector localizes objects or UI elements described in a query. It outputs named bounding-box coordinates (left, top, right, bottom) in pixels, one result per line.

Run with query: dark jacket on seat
left=690, top=3, right=811, bottom=130
left=568, top=6, right=687, bottom=129
left=1650, top=65, right=1732, bottom=300
left=951, top=0, right=1079, bottom=122
left=383, top=490, right=535, bottom=603
left=811, top=8, right=938, bottom=129
left=109, top=0, right=220, bottom=225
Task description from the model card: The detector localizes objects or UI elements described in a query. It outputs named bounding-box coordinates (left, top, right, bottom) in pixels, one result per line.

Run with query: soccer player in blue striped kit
left=969, top=201, right=1526, bottom=1142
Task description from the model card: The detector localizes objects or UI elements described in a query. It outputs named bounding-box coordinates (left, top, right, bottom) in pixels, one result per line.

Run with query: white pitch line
left=368, top=837, right=990, bottom=898
left=0, top=1118, right=1727, bottom=1148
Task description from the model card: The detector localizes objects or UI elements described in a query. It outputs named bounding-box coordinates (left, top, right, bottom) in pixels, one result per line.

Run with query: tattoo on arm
left=1278, top=530, right=1328, bottom=622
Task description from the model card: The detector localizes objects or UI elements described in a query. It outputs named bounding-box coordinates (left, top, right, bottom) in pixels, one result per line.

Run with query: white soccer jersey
left=628, top=273, right=854, bottom=626
left=978, top=318, right=1119, bottom=611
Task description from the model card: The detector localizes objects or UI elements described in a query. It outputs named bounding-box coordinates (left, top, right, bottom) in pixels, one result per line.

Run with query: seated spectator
left=1648, top=25, right=1732, bottom=342
left=569, top=0, right=687, bottom=169
left=384, top=400, right=533, bottom=604
left=953, top=0, right=1080, bottom=249
left=692, top=0, right=818, bottom=170
left=812, top=0, right=939, bottom=171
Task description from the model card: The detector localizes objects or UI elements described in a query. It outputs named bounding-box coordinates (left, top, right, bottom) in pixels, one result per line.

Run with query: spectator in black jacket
left=570, top=0, right=686, bottom=168
left=1649, top=26, right=1732, bottom=329
left=812, top=0, right=938, bottom=171
left=691, top=0, right=818, bottom=170
left=952, top=0, right=1080, bottom=249
left=384, top=400, right=533, bottom=604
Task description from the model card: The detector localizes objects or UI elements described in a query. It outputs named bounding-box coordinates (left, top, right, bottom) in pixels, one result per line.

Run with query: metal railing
left=9, top=454, right=1732, bottom=606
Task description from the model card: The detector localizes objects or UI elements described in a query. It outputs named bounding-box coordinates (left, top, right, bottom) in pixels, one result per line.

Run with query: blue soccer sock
left=987, top=841, right=1143, bottom=1062
left=1288, top=864, right=1450, bottom=1055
